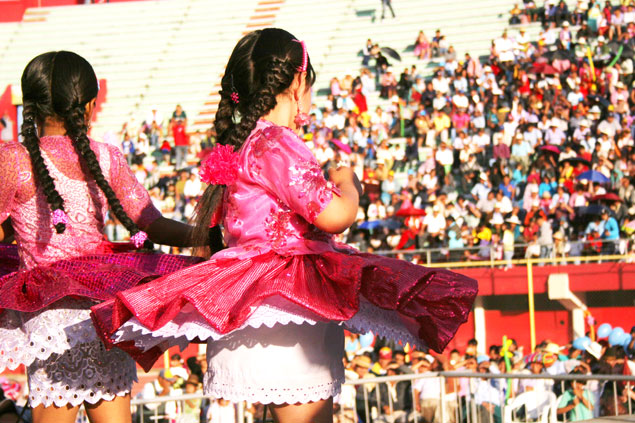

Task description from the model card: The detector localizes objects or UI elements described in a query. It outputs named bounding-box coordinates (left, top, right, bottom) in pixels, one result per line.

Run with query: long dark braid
left=20, top=51, right=151, bottom=247
left=190, top=28, right=315, bottom=251
left=65, top=105, right=153, bottom=248
left=20, top=104, right=67, bottom=234
left=20, top=52, right=67, bottom=233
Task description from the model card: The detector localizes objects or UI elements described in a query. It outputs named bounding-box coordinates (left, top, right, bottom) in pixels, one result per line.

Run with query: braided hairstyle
left=20, top=51, right=152, bottom=248
left=191, top=28, right=315, bottom=248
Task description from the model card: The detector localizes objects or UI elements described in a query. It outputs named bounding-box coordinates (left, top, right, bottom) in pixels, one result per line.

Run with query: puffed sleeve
left=106, top=144, right=162, bottom=229
left=247, top=125, right=341, bottom=224
left=0, top=143, right=25, bottom=224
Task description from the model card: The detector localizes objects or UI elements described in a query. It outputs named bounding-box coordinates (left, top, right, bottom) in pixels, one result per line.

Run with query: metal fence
left=94, top=371, right=635, bottom=423
left=373, top=238, right=630, bottom=266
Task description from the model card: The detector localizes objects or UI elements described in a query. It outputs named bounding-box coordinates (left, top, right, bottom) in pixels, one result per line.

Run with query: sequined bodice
left=0, top=136, right=160, bottom=269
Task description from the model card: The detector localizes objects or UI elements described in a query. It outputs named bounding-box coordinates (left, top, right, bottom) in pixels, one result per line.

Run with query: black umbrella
left=552, top=49, right=574, bottom=61
left=558, top=156, right=591, bottom=167
left=580, top=204, right=612, bottom=216
left=381, top=46, right=402, bottom=61
left=607, top=41, right=635, bottom=59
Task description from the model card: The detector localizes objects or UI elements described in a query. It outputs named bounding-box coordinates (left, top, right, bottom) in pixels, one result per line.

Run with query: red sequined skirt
left=0, top=244, right=203, bottom=372
left=0, top=245, right=203, bottom=313
left=91, top=249, right=478, bottom=371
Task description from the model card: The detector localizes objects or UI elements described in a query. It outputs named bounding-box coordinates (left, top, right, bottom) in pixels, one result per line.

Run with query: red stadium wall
left=455, top=262, right=635, bottom=296
left=0, top=86, right=16, bottom=140
left=0, top=0, right=152, bottom=23
left=444, top=262, right=635, bottom=352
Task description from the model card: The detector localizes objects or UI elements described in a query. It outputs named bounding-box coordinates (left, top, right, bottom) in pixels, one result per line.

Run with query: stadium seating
left=0, top=0, right=570, bottom=139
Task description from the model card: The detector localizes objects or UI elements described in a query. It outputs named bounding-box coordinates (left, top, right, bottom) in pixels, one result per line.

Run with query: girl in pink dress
left=0, top=51, right=204, bottom=423
left=92, top=29, right=478, bottom=423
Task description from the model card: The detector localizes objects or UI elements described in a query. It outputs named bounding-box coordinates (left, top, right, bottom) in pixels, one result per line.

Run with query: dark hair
left=20, top=51, right=151, bottom=247
left=191, top=28, right=315, bottom=251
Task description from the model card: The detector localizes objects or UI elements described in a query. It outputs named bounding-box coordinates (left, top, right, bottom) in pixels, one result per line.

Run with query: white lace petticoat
left=113, top=296, right=422, bottom=404
left=205, top=322, right=345, bottom=404
left=0, top=298, right=137, bottom=407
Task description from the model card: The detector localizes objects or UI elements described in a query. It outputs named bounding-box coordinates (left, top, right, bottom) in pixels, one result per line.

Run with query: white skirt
left=204, top=322, right=345, bottom=405
left=113, top=295, right=420, bottom=404
left=0, top=298, right=137, bottom=408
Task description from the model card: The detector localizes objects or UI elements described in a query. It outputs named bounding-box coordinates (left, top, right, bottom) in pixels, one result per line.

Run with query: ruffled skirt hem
left=92, top=250, right=478, bottom=371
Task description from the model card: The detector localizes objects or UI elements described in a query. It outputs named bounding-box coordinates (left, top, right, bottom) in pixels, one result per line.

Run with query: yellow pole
left=527, top=259, right=536, bottom=352
left=163, top=350, right=173, bottom=378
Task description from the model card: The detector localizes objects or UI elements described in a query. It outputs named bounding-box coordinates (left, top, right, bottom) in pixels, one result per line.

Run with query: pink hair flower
left=130, top=231, right=149, bottom=248
left=199, top=144, right=240, bottom=186
left=52, top=209, right=69, bottom=226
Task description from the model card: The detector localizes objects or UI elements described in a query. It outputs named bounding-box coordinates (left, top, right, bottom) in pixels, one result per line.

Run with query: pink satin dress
left=92, top=120, right=478, bottom=404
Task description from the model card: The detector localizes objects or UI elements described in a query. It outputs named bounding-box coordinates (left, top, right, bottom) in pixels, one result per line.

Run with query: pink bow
left=52, top=209, right=69, bottom=226
left=131, top=231, right=149, bottom=248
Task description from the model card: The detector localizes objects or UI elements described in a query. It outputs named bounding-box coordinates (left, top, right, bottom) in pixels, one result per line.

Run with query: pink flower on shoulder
left=199, top=144, right=240, bottom=185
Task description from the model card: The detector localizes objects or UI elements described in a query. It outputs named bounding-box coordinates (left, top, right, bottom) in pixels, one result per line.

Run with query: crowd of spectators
left=15, top=4, right=634, bottom=264
left=307, top=0, right=635, bottom=264
left=0, top=330, right=631, bottom=423
left=340, top=329, right=635, bottom=423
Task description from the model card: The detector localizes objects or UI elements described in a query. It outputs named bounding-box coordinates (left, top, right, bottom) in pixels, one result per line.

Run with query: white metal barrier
left=100, top=371, right=635, bottom=423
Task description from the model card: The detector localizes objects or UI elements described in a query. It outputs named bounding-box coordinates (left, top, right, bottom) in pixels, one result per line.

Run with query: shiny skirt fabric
left=0, top=244, right=202, bottom=370
left=92, top=248, right=478, bottom=371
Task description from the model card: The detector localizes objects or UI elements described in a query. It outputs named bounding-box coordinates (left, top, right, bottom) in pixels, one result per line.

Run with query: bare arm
left=314, top=167, right=363, bottom=234
left=143, top=217, right=221, bottom=250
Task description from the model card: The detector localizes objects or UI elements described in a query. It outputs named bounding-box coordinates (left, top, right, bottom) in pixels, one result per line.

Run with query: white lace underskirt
left=204, top=322, right=345, bottom=405
left=0, top=298, right=137, bottom=407
left=114, top=296, right=422, bottom=354
left=27, top=339, right=137, bottom=408
left=113, top=296, right=422, bottom=404
left=0, top=298, right=99, bottom=372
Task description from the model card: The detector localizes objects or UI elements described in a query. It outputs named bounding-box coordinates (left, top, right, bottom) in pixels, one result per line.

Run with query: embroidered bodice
left=214, top=120, right=340, bottom=260
left=0, top=136, right=161, bottom=269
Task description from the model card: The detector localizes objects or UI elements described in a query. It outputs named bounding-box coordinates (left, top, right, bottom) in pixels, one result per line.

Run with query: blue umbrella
left=576, top=170, right=610, bottom=184
left=358, top=220, right=382, bottom=230
left=381, top=219, right=402, bottom=230
left=358, top=219, right=402, bottom=230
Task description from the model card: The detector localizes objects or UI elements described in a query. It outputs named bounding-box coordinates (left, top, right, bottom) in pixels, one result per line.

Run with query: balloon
left=597, top=323, right=612, bottom=339
left=359, top=332, right=374, bottom=348
left=608, top=329, right=624, bottom=346
left=572, top=336, right=592, bottom=351
left=621, top=333, right=632, bottom=348
left=611, top=327, right=625, bottom=337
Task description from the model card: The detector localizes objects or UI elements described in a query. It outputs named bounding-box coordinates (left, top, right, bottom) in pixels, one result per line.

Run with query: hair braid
left=192, top=29, right=316, bottom=255
left=20, top=104, right=67, bottom=234
left=214, top=95, right=236, bottom=145
left=64, top=105, right=153, bottom=248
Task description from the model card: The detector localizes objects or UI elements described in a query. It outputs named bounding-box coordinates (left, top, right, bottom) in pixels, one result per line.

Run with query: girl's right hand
left=328, top=166, right=363, bottom=197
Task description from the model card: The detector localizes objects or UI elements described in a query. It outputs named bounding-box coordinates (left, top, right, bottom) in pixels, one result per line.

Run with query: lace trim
left=0, top=299, right=99, bottom=372
left=203, top=377, right=344, bottom=405
left=114, top=296, right=321, bottom=352
left=27, top=339, right=137, bottom=408
left=343, top=300, right=423, bottom=348
left=113, top=297, right=422, bottom=351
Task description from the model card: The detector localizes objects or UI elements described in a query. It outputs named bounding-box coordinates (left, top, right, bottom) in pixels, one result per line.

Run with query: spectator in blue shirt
left=600, top=209, right=620, bottom=254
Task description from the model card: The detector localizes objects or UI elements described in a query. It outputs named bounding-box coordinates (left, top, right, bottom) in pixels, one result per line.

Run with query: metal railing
left=106, top=371, right=635, bottom=423
left=374, top=238, right=630, bottom=266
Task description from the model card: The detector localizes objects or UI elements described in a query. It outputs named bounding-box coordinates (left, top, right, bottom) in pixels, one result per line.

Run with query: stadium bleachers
left=0, top=0, right=553, bottom=139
